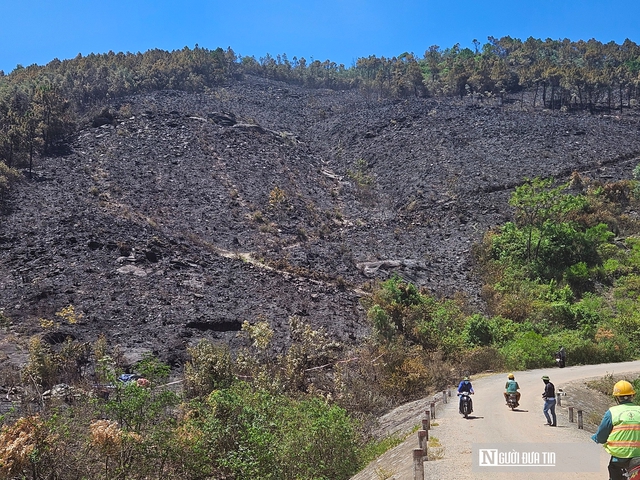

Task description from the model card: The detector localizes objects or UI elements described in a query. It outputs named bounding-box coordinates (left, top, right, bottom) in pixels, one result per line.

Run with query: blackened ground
left=1, top=75, right=640, bottom=370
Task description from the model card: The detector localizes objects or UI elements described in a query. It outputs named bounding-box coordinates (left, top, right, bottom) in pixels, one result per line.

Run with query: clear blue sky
left=2, top=0, right=639, bottom=74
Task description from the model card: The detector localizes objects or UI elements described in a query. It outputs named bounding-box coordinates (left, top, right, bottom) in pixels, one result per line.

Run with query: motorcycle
left=506, top=392, right=519, bottom=410
left=623, top=457, right=640, bottom=479
left=554, top=352, right=566, bottom=368
left=458, top=391, right=473, bottom=419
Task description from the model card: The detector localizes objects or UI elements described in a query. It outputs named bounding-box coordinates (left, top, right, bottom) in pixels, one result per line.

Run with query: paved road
left=351, top=360, right=640, bottom=480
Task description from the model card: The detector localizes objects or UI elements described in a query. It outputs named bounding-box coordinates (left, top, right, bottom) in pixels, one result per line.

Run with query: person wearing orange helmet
left=592, top=380, right=640, bottom=480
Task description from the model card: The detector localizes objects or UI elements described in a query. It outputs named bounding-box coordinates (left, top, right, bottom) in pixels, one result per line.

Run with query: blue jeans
left=543, top=398, right=556, bottom=425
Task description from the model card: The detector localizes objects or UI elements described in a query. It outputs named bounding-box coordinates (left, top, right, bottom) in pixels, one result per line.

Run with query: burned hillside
left=2, top=75, right=640, bottom=369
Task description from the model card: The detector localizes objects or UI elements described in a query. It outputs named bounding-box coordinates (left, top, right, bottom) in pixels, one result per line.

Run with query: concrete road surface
left=351, top=360, right=640, bottom=480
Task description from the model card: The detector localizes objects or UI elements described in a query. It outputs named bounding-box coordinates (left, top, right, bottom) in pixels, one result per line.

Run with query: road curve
left=351, top=360, right=640, bottom=480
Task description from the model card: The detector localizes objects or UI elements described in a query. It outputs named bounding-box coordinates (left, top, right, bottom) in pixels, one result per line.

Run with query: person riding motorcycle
left=504, top=373, right=521, bottom=405
left=592, top=380, right=640, bottom=480
left=457, top=376, right=474, bottom=414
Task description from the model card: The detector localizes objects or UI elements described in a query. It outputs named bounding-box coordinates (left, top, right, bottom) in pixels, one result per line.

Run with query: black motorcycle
left=506, top=392, right=519, bottom=410
left=458, top=391, right=473, bottom=418
left=554, top=352, right=566, bottom=368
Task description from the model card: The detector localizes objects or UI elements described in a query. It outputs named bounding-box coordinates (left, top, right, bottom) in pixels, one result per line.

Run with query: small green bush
left=500, top=331, right=554, bottom=370
left=463, top=314, right=493, bottom=346
left=183, top=340, right=234, bottom=398
left=570, top=293, right=609, bottom=336
left=563, top=261, right=590, bottom=293
left=486, top=316, right=520, bottom=345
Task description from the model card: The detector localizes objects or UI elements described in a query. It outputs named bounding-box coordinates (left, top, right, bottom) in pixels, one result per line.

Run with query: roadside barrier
left=577, top=409, right=584, bottom=429
left=418, top=429, right=428, bottom=453
left=566, top=405, right=583, bottom=428
left=413, top=449, right=425, bottom=480
left=413, top=390, right=450, bottom=479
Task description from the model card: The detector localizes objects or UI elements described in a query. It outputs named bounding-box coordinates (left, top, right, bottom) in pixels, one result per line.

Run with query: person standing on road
left=541, top=375, right=556, bottom=426
left=592, top=380, right=640, bottom=480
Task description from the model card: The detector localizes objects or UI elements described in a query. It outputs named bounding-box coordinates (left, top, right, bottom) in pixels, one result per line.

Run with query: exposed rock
left=208, top=111, right=237, bottom=126
left=116, top=265, right=148, bottom=277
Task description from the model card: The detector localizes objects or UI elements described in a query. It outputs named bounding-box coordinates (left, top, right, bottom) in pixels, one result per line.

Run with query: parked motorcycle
left=554, top=352, right=566, bottom=368
left=506, top=392, right=519, bottom=410
left=458, top=391, right=473, bottom=418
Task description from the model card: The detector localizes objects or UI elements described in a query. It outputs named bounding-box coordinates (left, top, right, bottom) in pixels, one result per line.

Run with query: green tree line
left=2, top=37, right=640, bottom=175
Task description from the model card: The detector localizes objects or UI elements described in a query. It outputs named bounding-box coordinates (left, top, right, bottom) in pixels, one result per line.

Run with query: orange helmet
left=613, top=380, right=636, bottom=397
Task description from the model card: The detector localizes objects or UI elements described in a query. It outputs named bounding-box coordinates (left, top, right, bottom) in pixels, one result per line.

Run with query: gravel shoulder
left=352, top=361, right=640, bottom=480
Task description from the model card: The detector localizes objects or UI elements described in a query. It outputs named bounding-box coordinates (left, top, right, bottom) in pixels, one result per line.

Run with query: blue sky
left=2, top=0, right=639, bottom=74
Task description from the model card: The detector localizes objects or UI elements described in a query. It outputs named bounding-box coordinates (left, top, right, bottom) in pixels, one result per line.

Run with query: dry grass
left=427, top=435, right=445, bottom=460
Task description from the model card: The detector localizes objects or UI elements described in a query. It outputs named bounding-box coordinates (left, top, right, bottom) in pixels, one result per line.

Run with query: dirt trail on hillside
left=352, top=360, right=640, bottom=480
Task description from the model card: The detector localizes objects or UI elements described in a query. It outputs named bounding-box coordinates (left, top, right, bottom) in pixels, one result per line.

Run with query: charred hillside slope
left=2, top=75, right=640, bottom=368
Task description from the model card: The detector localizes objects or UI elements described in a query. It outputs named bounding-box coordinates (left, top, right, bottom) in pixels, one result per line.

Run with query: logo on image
left=478, top=448, right=555, bottom=467
left=472, top=443, right=600, bottom=473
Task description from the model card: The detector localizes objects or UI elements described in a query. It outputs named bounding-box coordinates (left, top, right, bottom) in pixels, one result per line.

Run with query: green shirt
left=505, top=380, right=519, bottom=393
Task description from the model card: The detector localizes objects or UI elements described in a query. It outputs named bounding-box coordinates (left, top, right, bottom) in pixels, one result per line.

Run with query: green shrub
left=489, top=275, right=545, bottom=322
left=528, top=298, right=575, bottom=329
left=563, top=261, right=590, bottom=293
left=463, top=314, right=493, bottom=346
left=368, top=304, right=396, bottom=343
left=278, top=396, right=361, bottom=480
left=185, top=382, right=362, bottom=480
left=570, top=293, right=609, bottom=336
left=367, top=276, right=466, bottom=355
left=100, top=378, right=179, bottom=434
left=135, top=352, right=171, bottom=384
left=500, top=331, right=554, bottom=370
left=613, top=274, right=640, bottom=300
left=486, top=316, right=520, bottom=345
left=368, top=276, right=424, bottom=337
left=184, top=340, right=234, bottom=398
left=610, top=312, right=640, bottom=349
